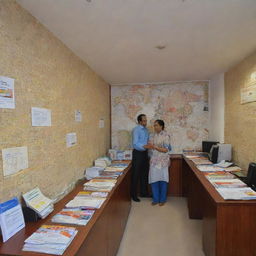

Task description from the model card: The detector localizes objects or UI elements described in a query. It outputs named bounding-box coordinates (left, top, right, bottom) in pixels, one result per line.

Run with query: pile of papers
left=97, top=171, right=121, bottom=179
left=84, top=179, right=117, bottom=192
left=51, top=209, right=94, bottom=225
left=94, top=157, right=111, bottom=168
left=191, top=158, right=212, bottom=165
left=65, top=196, right=105, bottom=209
left=108, top=149, right=132, bottom=160
left=197, top=165, right=225, bottom=172
left=76, top=191, right=108, bottom=198
left=23, top=187, right=53, bottom=218
left=22, top=225, right=77, bottom=255
left=203, top=171, right=235, bottom=180
left=210, top=178, right=247, bottom=189
left=216, top=187, right=256, bottom=200
left=85, top=166, right=104, bottom=180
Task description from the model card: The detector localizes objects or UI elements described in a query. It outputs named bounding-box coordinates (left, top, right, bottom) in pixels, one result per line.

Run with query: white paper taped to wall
left=2, top=146, right=29, bottom=176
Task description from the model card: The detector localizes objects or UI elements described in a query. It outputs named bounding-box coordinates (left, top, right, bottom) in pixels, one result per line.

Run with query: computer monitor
left=208, top=144, right=232, bottom=163
left=247, top=162, right=256, bottom=190
left=202, top=141, right=219, bottom=153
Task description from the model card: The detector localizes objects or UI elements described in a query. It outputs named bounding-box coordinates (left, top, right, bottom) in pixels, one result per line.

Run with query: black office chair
left=240, top=162, right=256, bottom=190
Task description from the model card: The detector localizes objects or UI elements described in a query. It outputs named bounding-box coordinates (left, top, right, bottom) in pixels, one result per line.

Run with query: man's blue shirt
left=132, top=125, right=149, bottom=151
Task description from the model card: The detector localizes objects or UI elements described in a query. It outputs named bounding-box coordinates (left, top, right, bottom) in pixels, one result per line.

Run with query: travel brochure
left=22, top=225, right=78, bottom=255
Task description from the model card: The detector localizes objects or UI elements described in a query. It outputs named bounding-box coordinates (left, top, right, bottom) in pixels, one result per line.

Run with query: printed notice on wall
left=66, top=133, right=77, bottom=147
left=31, top=107, right=52, bottom=126
left=0, top=76, right=15, bottom=109
left=75, top=110, right=82, bottom=122
left=99, top=119, right=104, bottom=128
left=241, top=85, right=256, bottom=104
left=2, top=146, right=29, bottom=176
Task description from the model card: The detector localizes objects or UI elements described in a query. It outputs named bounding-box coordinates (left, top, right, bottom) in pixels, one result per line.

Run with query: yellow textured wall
left=0, top=1, right=110, bottom=201
left=225, top=51, right=256, bottom=170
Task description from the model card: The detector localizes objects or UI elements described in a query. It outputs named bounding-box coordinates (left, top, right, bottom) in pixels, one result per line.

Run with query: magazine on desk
left=217, top=187, right=256, bottom=200
left=51, top=208, right=95, bottom=225
left=22, top=225, right=77, bottom=255
left=210, top=178, right=247, bottom=189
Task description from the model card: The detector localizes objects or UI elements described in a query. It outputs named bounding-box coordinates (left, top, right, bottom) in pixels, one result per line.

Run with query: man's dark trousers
left=131, top=149, right=149, bottom=199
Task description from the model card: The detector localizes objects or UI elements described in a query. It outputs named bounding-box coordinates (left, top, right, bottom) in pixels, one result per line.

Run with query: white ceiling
left=17, top=0, right=256, bottom=85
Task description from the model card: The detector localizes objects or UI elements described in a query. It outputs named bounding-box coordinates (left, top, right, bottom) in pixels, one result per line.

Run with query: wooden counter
left=0, top=163, right=131, bottom=256
left=182, top=156, right=256, bottom=256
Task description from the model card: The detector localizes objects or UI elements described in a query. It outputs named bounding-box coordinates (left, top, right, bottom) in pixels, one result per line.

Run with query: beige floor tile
left=117, top=197, right=205, bottom=256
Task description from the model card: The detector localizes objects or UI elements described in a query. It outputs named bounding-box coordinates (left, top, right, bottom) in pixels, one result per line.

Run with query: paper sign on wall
left=2, top=146, right=29, bottom=176
left=0, top=76, right=15, bottom=109
left=66, top=133, right=77, bottom=147
left=31, top=107, right=52, bottom=126
left=241, top=85, right=256, bottom=104
left=75, top=110, right=82, bottom=122
left=99, top=119, right=104, bottom=128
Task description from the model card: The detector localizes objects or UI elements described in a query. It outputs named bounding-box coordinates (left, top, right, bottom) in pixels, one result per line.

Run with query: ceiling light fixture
left=155, top=45, right=166, bottom=50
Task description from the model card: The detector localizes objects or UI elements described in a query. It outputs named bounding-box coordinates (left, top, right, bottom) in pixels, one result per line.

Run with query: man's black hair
left=137, top=114, right=146, bottom=123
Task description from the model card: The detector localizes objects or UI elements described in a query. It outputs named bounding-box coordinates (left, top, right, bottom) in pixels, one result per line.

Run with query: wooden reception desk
left=182, top=156, right=256, bottom=256
left=0, top=163, right=131, bottom=256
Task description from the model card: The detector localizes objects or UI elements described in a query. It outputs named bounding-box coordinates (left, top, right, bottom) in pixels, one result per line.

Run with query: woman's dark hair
left=137, top=114, right=146, bottom=123
left=155, top=119, right=165, bottom=130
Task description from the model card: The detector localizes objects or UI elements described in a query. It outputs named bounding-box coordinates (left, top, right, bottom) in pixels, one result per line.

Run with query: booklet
left=51, top=208, right=95, bottom=225
left=23, top=225, right=77, bottom=255
left=23, top=187, right=53, bottom=218
left=217, top=187, right=256, bottom=200
left=0, top=197, right=25, bottom=242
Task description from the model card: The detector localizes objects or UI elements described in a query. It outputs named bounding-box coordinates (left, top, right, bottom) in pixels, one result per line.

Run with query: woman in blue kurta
left=148, top=120, right=172, bottom=206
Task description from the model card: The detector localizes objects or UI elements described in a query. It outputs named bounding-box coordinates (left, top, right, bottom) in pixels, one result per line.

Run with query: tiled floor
left=117, top=197, right=205, bottom=256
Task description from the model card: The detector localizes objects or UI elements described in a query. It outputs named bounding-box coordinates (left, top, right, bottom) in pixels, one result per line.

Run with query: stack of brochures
left=108, top=149, right=132, bottom=160
left=216, top=187, right=256, bottom=200
left=51, top=208, right=94, bottom=225
left=23, top=187, right=53, bottom=218
left=85, top=166, right=104, bottom=180
left=210, top=178, right=247, bottom=189
left=22, top=225, right=77, bottom=255
left=203, top=171, right=235, bottom=180
left=104, top=166, right=126, bottom=172
left=97, top=171, right=121, bottom=179
left=191, top=158, right=212, bottom=165
left=65, top=196, right=106, bottom=209
left=76, top=191, right=108, bottom=198
left=94, top=157, right=111, bottom=168
left=197, top=165, right=225, bottom=172
left=84, top=179, right=117, bottom=192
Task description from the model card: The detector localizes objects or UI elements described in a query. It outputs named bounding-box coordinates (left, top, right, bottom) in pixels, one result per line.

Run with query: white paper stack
left=85, top=166, right=105, bottom=180
left=22, top=225, right=77, bottom=255
left=210, top=178, right=247, bottom=189
left=94, top=157, right=111, bottom=168
left=76, top=191, right=108, bottom=198
left=23, top=187, right=54, bottom=218
left=65, top=197, right=105, bottom=209
left=216, top=187, right=256, bottom=200
left=197, top=165, right=225, bottom=172
left=83, top=179, right=117, bottom=192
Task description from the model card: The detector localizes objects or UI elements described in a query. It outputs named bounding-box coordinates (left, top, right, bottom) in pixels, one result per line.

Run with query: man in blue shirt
left=131, top=114, right=153, bottom=202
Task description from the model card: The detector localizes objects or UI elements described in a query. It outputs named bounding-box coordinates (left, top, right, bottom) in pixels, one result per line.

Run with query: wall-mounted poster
left=0, top=76, right=15, bottom=109
left=31, top=107, right=52, bottom=126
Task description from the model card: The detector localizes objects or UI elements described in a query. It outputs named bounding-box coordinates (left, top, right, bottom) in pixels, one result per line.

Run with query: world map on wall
left=111, top=82, right=209, bottom=153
